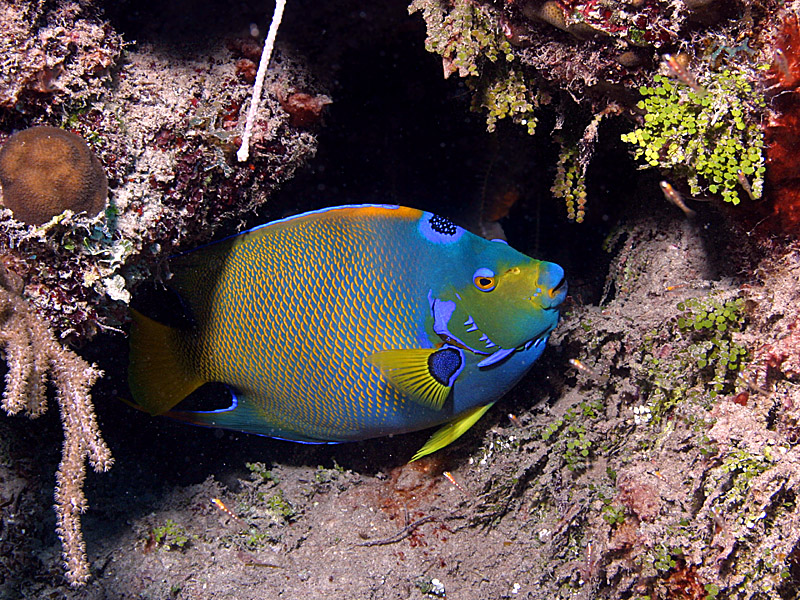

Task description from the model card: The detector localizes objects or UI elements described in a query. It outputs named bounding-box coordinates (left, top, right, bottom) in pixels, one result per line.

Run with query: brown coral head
left=0, top=126, right=108, bottom=225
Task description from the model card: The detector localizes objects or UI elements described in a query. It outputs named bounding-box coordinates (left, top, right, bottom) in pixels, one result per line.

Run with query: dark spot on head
left=428, top=214, right=457, bottom=236
left=0, top=125, right=108, bottom=225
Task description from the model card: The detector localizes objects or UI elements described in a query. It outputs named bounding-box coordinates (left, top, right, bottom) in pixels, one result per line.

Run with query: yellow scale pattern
left=195, top=208, right=425, bottom=441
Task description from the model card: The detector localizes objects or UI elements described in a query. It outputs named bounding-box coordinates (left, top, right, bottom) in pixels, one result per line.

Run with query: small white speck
left=512, top=583, right=521, bottom=594
left=537, top=528, right=551, bottom=543
left=430, top=578, right=445, bottom=596
left=633, top=404, right=652, bottom=425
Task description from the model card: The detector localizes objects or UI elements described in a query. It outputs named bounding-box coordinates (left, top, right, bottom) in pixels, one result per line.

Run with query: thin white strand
left=236, top=0, right=287, bottom=163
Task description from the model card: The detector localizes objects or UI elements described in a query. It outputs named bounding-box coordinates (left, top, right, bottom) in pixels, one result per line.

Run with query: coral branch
left=0, top=264, right=112, bottom=586
left=237, top=0, right=287, bottom=163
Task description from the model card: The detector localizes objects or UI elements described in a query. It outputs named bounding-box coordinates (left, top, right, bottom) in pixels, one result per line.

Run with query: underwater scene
left=1, top=0, right=800, bottom=598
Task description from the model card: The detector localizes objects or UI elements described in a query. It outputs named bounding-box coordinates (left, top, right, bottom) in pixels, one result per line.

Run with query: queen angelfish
left=128, top=204, right=567, bottom=460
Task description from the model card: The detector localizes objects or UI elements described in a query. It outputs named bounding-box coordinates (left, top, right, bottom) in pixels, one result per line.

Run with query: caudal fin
left=128, top=308, right=205, bottom=415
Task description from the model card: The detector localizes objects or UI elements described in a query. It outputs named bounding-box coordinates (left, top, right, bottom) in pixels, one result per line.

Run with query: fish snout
left=539, top=263, right=567, bottom=309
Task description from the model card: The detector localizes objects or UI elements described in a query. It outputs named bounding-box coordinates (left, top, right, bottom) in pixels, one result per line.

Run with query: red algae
left=764, top=14, right=800, bottom=233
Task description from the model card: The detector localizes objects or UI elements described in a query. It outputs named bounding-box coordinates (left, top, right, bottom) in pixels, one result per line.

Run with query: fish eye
left=473, top=268, right=496, bottom=292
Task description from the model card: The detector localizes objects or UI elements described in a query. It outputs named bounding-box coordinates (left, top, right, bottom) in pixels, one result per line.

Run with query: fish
left=773, top=48, right=793, bottom=83
left=568, top=358, right=608, bottom=384
left=737, top=169, right=755, bottom=201
left=663, top=53, right=706, bottom=96
left=659, top=180, right=696, bottom=219
left=127, top=204, right=567, bottom=460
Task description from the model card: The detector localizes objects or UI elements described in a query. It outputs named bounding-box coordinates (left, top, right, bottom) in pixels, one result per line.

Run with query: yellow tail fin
left=128, top=308, right=205, bottom=415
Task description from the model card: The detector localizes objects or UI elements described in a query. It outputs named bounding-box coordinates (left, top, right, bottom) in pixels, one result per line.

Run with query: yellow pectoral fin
left=410, top=402, right=496, bottom=462
left=368, top=346, right=465, bottom=411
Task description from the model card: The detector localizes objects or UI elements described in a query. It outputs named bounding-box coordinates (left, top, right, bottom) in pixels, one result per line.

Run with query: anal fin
left=167, top=387, right=329, bottom=443
left=410, top=402, right=496, bottom=462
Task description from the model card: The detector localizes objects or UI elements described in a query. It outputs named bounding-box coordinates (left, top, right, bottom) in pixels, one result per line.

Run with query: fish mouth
left=429, top=293, right=550, bottom=369
left=529, top=274, right=568, bottom=310
left=546, top=275, right=568, bottom=308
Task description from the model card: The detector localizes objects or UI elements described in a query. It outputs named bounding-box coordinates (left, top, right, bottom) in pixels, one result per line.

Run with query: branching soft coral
left=0, top=263, right=112, bottom=586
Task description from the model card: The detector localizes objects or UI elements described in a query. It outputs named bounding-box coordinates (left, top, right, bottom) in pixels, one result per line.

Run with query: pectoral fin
left=368, top=346, right=465, bottom=410
left=410, top=402, right=496, bottom=462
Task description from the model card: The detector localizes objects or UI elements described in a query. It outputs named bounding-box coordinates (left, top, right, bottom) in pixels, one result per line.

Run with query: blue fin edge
left=164, top=386, right=340, bottom=445
left=173, top=203, right=401, bottom=258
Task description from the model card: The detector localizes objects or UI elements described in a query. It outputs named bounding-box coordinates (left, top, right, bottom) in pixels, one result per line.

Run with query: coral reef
left=409, top=0, right=786, bottom=219
left=0, top=125, right=108, bottom=224
left=0, top=263, right=111, bottom=586
left=9, top=197, right=800, bottom=598
left=409, top=0, right=543, bottom=134
left=511, top=213, right=800, bottom=599
left=409, top=0, right=728, bottom=125
left=0, top=1, right=122, bottom=111
left=0, top=0, right=324, bottom=585
left=409, top=0, right=514, bottom=80
left=0, top=0, right=321, bottom=343
left=3, top=0, right=800, bottom=596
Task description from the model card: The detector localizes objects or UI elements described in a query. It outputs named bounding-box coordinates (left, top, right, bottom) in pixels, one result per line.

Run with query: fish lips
left=536, top=264, right=567, bottom=310
left=542, top=273, right=568, bottom=309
